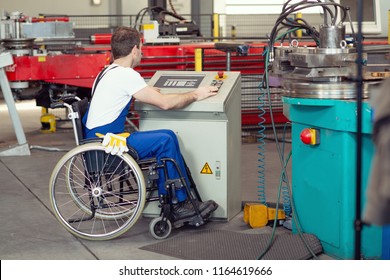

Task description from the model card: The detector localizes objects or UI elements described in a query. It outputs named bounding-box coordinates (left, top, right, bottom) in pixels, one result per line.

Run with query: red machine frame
left=5, top=38, right=283, bottom=127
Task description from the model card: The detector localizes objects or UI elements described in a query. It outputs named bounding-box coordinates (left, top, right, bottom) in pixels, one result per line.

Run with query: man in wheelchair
left=82, top=26, right=219, bottom=228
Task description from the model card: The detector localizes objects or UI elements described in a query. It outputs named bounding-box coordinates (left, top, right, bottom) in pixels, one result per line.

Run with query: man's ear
left=131, top=45, right=138, bottom=55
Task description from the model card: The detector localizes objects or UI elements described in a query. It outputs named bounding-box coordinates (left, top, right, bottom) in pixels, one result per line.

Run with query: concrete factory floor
left=0, top=99, right=331, bottom=260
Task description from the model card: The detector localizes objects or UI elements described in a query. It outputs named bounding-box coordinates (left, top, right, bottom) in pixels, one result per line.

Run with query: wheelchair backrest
left=71, top=98, right=89, bottom=144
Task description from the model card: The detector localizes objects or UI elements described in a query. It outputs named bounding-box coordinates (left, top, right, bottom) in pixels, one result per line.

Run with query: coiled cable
left=257, top=75, right=267, bottom=205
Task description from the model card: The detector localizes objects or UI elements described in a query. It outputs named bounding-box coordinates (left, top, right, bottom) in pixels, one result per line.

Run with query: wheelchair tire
left=149, top=217, right=172, bottom=240
left=49, top=143, right=146, bottom=240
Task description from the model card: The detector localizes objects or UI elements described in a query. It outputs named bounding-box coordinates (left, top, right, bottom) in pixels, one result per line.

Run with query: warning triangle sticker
left=200, top=162, right=213, bottom=174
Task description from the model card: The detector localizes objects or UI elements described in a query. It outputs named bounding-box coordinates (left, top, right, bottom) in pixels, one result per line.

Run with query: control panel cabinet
left=135, top=71, right=242, bottom=220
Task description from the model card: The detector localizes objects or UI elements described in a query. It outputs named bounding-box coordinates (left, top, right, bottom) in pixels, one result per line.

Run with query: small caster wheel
left=149, top=217, right=172, bottom=240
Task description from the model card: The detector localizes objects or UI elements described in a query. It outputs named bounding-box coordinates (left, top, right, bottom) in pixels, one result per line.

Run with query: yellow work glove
left=96, top=132, right=130, bottom=156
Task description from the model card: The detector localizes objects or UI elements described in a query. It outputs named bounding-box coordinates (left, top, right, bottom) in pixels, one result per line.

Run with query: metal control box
left=135, top=71, right=242, bottom=220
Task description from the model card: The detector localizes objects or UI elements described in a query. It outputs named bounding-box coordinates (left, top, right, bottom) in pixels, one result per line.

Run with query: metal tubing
left=226, top=51, right=231, bottom=71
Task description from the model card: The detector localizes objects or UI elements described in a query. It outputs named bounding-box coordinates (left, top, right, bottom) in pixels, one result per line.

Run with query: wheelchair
left=49, top=98, right=210, bottom=241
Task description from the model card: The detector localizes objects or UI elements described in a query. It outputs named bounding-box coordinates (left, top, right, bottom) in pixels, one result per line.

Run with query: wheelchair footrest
left=172, top=215, right=205, bottom=229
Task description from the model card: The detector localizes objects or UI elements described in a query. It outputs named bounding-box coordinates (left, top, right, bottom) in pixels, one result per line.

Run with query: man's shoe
left=171, top=198, right=218, bottom=220
left=185, top=198, right=218, bottom=218
left=171, top=200, right=197, bottom=221
left=197, top=199, right=218, bottom=218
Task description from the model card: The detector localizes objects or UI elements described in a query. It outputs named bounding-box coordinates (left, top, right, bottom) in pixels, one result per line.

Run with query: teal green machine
left=266, top=2, right=389, bottom=259
left=283, top=97, right=381, bottom=259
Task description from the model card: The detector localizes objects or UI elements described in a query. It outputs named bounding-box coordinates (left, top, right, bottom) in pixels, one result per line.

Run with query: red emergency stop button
left=300, top=128, right=320, bottom=145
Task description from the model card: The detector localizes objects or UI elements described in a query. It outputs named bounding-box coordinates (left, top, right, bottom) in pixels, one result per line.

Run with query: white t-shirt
left=86, top=64, right=148, bottom=129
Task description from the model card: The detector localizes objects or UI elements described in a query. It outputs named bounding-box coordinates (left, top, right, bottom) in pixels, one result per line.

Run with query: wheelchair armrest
left=79, top=138, right=102, bottom=145
left=137, top=157, right=158, bottom=165
left=79, top=138, right=140, bottom=161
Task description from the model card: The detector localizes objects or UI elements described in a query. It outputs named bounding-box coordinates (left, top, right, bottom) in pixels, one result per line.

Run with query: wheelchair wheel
left=149, top=217, right=172, bottom=240
left=65, top=157, right=131, bottom=220
left=49, top=143, right=146, bottom=240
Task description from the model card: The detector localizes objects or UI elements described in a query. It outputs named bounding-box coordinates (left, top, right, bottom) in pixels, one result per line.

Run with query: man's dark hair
left=111, top=26, right=141, bottom=59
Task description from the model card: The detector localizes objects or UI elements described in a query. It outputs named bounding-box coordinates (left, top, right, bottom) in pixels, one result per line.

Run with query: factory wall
left=214, top=0, right=390, bottom=38
left=0, top=0, right=111, bottom=16
left=0, top=1, right=388, bottom=37
left=0, top=0, right=190, bottom=17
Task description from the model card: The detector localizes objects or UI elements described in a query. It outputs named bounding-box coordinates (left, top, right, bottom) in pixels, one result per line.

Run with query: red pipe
left=31, top=17, right=69, bottom=22
left=90, top=34, right=112, bottom=44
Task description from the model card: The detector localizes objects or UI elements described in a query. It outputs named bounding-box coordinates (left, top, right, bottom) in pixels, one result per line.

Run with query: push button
left=210, top=79, right=223, bottom=89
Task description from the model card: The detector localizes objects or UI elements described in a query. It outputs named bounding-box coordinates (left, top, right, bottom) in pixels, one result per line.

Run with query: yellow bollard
left=194, top=48, right=203, bottom=72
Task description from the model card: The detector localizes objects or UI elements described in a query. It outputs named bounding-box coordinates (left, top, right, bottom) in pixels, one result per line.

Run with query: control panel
left=136, top=70, right=242, bottom=220
left=136, top=71, right=238, bottom=113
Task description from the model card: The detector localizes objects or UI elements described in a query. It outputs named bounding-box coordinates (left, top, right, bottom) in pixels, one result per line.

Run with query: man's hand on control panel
left=193, top=86, right=219, bottom=101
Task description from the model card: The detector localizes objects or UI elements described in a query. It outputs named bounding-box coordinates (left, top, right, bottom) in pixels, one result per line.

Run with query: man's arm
left=133, top=86, right=219, bottom=110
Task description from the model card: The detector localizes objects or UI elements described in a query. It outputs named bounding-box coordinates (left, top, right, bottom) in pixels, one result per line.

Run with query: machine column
left=0, top=52, right=30, bottom=156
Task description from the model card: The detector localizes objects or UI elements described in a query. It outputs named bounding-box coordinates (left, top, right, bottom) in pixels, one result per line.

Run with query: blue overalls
left=83, top=100, right=190, bottom=202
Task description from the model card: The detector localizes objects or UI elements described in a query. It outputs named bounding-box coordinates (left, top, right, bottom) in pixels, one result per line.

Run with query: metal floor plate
left=140, top=229, right=322, bottom=260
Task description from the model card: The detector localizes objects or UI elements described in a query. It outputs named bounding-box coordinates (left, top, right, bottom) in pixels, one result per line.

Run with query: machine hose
left=281, top=181, right=292, bottom=217
left=280, top=123, right=292, bottom=217
left=257, top=81, right=267, bottom=205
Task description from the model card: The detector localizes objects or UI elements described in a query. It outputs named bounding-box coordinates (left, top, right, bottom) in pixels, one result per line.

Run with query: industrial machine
left=0, top=11, right=110, bottom=103
left=136, top=70, right=242, bottom=220
left=266, top=0, right=390, bottom=259
left=0, top=10, right=269, bottom=139
left=137, top=0, right=201, bottom=44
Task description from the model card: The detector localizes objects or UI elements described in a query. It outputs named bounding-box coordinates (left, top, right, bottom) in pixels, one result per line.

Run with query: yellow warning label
left=200, top=162, right=213, bottom=174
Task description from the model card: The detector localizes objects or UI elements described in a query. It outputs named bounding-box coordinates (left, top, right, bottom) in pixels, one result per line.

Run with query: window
left=338, top=0, right=382, bottom=34
left=224, top=0, right=324, bottom=14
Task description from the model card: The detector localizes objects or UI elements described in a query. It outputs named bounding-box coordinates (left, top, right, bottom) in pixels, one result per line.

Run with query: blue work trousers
left=127, top=129, right=189, bottom=202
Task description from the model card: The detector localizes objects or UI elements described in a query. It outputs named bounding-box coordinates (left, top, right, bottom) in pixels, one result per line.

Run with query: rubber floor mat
left=140, top=229, right=323, bottom=260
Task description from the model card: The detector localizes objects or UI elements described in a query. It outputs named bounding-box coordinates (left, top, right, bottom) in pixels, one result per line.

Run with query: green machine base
left=283, top=97, right=382, bottom=259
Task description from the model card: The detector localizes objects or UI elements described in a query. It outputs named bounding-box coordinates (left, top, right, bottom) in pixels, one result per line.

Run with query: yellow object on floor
left=243, top=203, right=286, bottom=228
left=40, top=113, right=56, bottom=133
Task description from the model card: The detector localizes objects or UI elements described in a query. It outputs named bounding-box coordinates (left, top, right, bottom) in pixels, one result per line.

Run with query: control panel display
left=154, top=75, right=205, bottom=88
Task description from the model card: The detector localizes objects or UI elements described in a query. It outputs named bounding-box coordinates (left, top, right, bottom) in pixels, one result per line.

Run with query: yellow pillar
left=213, top=13, right=219, bottom=42
left=296, top=12, right=302, bottom=38
left=195, top=48, right=203, bottom=72
left=388, top=10, right=390, bottom=44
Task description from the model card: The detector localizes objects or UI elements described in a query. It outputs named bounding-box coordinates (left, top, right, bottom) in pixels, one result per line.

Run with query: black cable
left=158, top=10, right=186, bottom=24
left=280, top=17, right=320, bottom=44
left=133, top=7, right=148, bottom=28
left=168, top=0, right=178, bottom=16
left=267, top=1, right=347, bottom=66
left=134, top=6, right=164, bottom=29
